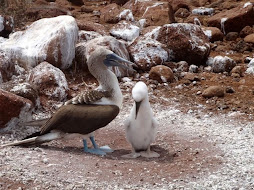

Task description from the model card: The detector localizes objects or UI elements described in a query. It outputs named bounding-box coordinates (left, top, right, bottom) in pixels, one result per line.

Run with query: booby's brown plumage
left=1, top=47, right=136, bottom=154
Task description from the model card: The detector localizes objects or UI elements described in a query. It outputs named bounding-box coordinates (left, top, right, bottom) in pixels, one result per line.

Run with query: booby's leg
left=83, top=139, right=106, bottom=156
left=90, top=136, right=114, bottom=153
left=140, top=145, right=160, bottom=158
left=121, top=147, right=141, bottom=159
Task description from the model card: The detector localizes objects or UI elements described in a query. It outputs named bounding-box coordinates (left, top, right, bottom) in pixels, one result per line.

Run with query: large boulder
left=207, top=2, right=254, bottom=34
left=85, top=36, right=135, bottom=77
left=124, top=0, right=170, bottom=26
left=0, top=15, right=78, bottom=70
left=0, top=89, right=33, bottom=128
left=146, top=23, right=210, bottom=65
left=128, top=36, right=169, bottom=71
left=28, top=62, right=69, bottom=102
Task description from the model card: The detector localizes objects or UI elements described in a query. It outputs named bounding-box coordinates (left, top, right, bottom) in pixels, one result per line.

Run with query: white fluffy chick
left=123, top=81, right=159, bottom=158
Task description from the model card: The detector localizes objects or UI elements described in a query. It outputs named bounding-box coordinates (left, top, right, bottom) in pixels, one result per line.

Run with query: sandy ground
left=0, top=80, right=254, bottom=189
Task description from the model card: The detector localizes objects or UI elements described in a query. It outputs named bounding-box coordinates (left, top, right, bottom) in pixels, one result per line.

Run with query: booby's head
left=132, top=81, right=148, bottom=119
left=87, top=47, right=136, bottom=73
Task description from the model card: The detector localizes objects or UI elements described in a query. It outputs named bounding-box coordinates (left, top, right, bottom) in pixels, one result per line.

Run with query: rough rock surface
left=128, top=36, right=169, bottom=71
left=207, top=2, right=254, bottom=34
left=28, top=62, right=68, bottom=102
left=124, top=0, right=170, bottom=26
left=202, top=85, right=225, bottom=98
left=211, top=56, right=236, bottom=73
left=110, top=20, right=140, bottom=41
left=0, top=15, right=78, bottom=70
left=202, top=26, right=224, bottom=42
left=0, top=89, right=33, bottom=128
left=149, top=65, right=174, bottom=83
left=147, top=23, right=210, bottom=65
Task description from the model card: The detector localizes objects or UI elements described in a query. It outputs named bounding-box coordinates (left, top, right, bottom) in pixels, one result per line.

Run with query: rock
left=149, top=65, right=174, bottom=83
left=118, top=9, right=135, bottom=22
left=189, top=64, right=198, bottom=73
left=28, top=62, right=69, bottom=101
left=211, top=56, right=236, bottom=73
left=174, top=8, right=190, bottom=18
left=0, top=50, right=15, bottom=83
left=128, top=36, right=169, bottom=71
left=234, top=40, right=253, bottom=53
left=202, top=26, right=224, bottom=42
left=191, top=7, right=214, bottom=15
left=202, top=86, right=225, bottom=98
left=246, top=59, right=254, bottom=75
left=100, top=3, right=121, bottom=24
left=110, top=21, right=140, bottom=41
left=26, top=3, right=71, bottom=20
left=0, top=15, right=78, bottom=70
left=225, top=86, right=235, bottom=93
left=169, top=0, right=191, bottom=12
left=124, top=0, right=170, bottom=26
left=0, top=89, right=33, bottom=128
left=225, top=32, right=238, bottom=41
left=76, top=20, right=108, bottom=35
left=80, top=6, right=93, bottom=13
left=183, top=73, right=200, bottom=82
left=0, top=15, right=14, bottom=38
left=85, top=36, right=134, bottom=77
left=244, top=34, right=254, bottom=44
left=146, top=23, right=210, bottom=65
left=78, top=30, right=102, bottom=43
left=207, top=3, right=254, bottom=34
left=239, top=26, right=254, bottom=38
left=230, top=65, right=245, bottom=77
left=1, top=82, right=39, bottom=105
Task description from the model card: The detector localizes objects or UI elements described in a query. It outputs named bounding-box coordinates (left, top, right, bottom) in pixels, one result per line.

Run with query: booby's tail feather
left=0, top=137, right=38, bottom=148
left=1, top=132, right=63, bottom=148
left=22, top=119, right=49, bottom=126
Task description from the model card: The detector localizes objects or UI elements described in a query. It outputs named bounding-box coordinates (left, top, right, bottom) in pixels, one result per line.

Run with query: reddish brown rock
left=174, top=8, right=190, bottom=18
left=124, top=0, right=170, bottom=26
left=0, top=15, right=14, bottom=38
left=231, top=65, right=246, bottom=77
left=202, top=86, right=225, bottom=98
left=149, top=65, right=174, bottom=83
left=147, top=23, right=210, bottom=65
left=28, top=62, right=69, bottom=101
left=0, top=89, right=33, bottom=128
left=100, top=3, right=121, bottom=24
left=0, top=50, right=15, bottom=83
left=239, top=26, right=254, bottom=38
left=78, top=31, right=102, bottom=43
left=202, top=26, right=224, bottom=42
left=244, top=34, right=254, bottom=44
left=76, top=20, right=108, bottom=35
left=207, top=3, right=254, bottom=34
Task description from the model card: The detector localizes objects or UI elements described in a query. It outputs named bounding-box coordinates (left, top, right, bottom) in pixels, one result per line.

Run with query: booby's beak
left=104, top=53, right=137, bottom=72
left=135, top=101, right=142, bottom=119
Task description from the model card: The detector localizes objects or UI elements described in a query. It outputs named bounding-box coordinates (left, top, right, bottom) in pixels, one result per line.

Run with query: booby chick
left=123, top=81, right=159, bottom=158
left=1, top=47, right=136, bottom=156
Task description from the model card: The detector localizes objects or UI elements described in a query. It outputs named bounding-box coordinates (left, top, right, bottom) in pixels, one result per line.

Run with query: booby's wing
left=40, top=104, right=119, bottom=135
left=65, top=90, right=111, bottom=105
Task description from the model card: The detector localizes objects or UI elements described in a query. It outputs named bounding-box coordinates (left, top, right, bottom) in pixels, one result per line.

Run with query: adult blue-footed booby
left=123, top=81, right=160, bottom=158
left=1, top=47, right=136, bottom=156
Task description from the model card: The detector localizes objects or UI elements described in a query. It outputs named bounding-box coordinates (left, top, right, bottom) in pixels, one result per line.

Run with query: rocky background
left=0, top=0, right=254, bottom=189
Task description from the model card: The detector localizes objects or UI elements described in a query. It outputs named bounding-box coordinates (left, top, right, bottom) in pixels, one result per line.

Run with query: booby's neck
left=90, top=66, right=123, bottom=108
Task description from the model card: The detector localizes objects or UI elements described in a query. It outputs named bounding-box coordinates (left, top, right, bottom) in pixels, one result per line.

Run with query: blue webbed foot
left=82, top=137, right=114, bottom=156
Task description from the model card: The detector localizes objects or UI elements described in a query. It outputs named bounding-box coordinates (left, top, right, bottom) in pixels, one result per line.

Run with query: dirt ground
left=1, top=75, right=254, bottom=189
